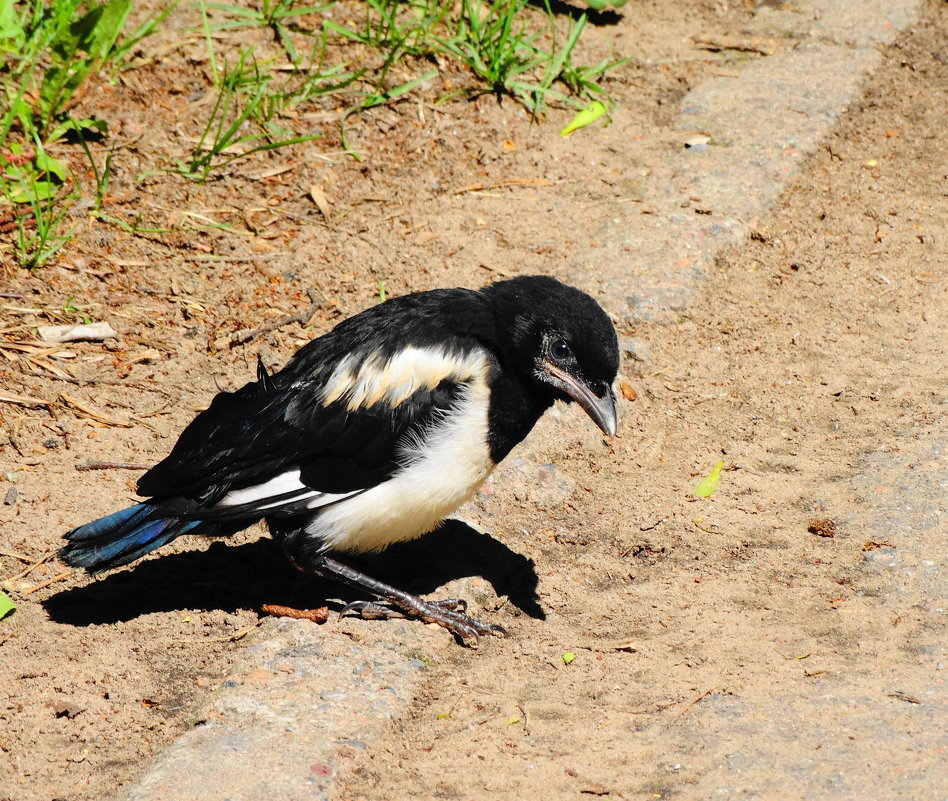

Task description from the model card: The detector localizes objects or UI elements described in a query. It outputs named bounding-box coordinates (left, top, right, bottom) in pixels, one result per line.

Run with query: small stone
left=621, top=336, right=651, bottom=362
left=3, top=487, right=16, bottom=505
left=121, top=119, right=143, bottom=138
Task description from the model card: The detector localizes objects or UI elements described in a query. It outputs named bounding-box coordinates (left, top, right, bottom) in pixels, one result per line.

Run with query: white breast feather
left=311, top=352, right=494, bottom=553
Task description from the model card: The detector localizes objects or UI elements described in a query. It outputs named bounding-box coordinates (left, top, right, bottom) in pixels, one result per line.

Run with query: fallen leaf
left=808, top=518, right=838, bottom=538
left=694, top=461, right=724, bottom=498
left=862, top=540, right=892, bottom=551
left=47, top=701, right=83, bottom=718
left=618, top=377, right=638, bottom=401
left=309, top=185, right=331, bottom=221
left=0, top=591, right=14, bottom=620
left=560, top=101, right=608, bottom=137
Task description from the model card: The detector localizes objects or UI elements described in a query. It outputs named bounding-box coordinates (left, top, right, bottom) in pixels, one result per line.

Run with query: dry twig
left=453, top=177, right=554, bottom=195
left=75, top=460, right=150, bottom=472
left=59, top=393, right=132, bottom=427
left=23, top=570, right=72, bottom=594
left=228, top=289, right=321, bottom=346
left=261, top=603, right=330, bottom=623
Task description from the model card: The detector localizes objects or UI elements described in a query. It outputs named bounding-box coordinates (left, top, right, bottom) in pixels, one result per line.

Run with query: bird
left=60, top=275, right=620, bottom=644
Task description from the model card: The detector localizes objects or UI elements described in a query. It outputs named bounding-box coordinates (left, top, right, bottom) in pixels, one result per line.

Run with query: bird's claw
left=339, top=599, right=406, bottom=620
left=411, top=600, right=507, bottom=647
left=338, top=596, right=505, bottom=646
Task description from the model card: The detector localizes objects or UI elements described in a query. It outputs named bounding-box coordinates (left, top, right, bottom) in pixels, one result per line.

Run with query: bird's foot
left=339, top=596, right=504, bottom=645
left=406, top=599, right=507, bottom=646
left=340, top=597, right=466, bottom=620
left=319, top=556, right=506, bottom=647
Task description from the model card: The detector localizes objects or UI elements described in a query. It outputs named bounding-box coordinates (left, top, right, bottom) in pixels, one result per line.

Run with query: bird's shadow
left=44, top=520, right=545, bottom=626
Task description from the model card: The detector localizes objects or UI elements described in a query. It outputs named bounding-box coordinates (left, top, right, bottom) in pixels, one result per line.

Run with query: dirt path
left=1, top=1, right=945, bottom=799
left=337, top=8, right=948, bottom=799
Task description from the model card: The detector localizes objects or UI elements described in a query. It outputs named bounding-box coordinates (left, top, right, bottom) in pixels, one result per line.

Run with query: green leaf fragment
left=560, top=101, right=607, bottom=137
left=694, top=460, right=725, bottom=498
left=0, top=1, right=25, bottom=47
left=562, top=651, right=576, bottom=665
left=34, top=150, right=69, bottom=181
left=0, top=591, right=15, bottom=620
left=47, top=117, right=109, bottom=143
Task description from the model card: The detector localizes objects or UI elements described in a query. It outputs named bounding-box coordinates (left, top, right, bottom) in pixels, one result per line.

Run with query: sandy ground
left=1, top=0, right=946, bottom=799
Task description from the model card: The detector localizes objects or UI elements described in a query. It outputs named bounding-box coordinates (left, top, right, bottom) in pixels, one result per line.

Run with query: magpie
left=60, top=275, right=620, bottom=644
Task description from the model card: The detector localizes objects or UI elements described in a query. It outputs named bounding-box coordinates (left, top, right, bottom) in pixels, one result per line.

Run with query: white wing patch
left=310, top=351, right=495, bottom=553
left=216, top=469, right=358, bottom=511
left=320, top=345, right=483, bottom=412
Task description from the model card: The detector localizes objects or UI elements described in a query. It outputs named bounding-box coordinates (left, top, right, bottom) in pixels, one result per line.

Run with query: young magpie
left=60, top=275, right=619, bottom=644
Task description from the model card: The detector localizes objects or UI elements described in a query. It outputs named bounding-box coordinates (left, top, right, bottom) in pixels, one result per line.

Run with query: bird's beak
left=544, top=363, right=618, bottom=437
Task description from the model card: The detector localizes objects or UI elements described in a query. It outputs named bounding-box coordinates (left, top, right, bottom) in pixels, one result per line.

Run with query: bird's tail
left=60, top=503, right=202, bottom=573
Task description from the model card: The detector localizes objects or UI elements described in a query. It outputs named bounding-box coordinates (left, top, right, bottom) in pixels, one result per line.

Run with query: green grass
left=1, top=0, right=624, bottom=268
left=0, top=0, right=168, bottom=266
left=177, top=48, right=324, bottom=182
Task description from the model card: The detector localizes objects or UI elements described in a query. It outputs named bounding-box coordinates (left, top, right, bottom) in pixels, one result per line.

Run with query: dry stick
left=189, top=620, right=265, bottom=645
left=23, top=369, right=187, bottom=397
left=229, top=289, right=321, bottom=346
left=60, top=393, right=132, bottom=427
left=0, top=393, right=51, bottom=408
left=23, top=570, right=72, bottom=594
left=261, top=603, right=330, bottom=623
left=75, top=460, right=150, bottom=472
left=3, top=553, right=55, bottom=584
left=669, top=686, right=720, bottom=724
left=453, top=177, right=555, bottom=195
left=0, top=550, right=33, bottom=563
left=692, top=37, right=774, bottom=56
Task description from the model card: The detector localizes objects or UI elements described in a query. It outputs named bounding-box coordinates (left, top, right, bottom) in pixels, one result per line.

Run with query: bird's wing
left=136, top=340, right=492, bottom=517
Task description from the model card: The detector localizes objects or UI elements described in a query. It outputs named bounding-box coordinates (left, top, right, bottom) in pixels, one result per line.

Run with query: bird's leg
left=317, top=556, right=506, bottom=646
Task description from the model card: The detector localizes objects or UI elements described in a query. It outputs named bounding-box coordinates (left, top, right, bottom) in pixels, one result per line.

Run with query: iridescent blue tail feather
left=60, top=503, right=201, bottom=572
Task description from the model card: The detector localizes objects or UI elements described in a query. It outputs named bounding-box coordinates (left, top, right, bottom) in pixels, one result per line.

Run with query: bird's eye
left=550, top=339, right=571, bottom=361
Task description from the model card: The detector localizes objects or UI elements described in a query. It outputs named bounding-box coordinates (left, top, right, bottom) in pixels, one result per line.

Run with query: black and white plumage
left=60, top=275, right=620, bottom=643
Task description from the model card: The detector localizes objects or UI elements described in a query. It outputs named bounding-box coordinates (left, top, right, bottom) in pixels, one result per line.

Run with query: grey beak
left=544, top=363, right=618, bottom=437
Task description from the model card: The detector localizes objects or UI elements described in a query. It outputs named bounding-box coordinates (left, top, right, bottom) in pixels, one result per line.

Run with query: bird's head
left=484, top=276, right=620, bottom=436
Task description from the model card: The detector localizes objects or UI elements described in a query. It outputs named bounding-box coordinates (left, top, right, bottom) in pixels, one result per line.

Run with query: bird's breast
left=310, top=360, right=495, bottom=553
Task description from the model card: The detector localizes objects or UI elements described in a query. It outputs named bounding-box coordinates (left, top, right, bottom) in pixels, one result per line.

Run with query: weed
left=14, top=184, right=75, bottom=270
left=72, top=121, right=112, bottom=211
left=1, top=0, right=167, bottom=267
left=205, top=0, right=331, bottom=66
left=178, top=50, right=322, bottom=182
left=63, top=296, right=93, bottom=324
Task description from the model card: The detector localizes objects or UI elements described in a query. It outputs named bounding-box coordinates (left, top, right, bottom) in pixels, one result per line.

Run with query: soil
left=1, top=1, right=946, bottom=800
